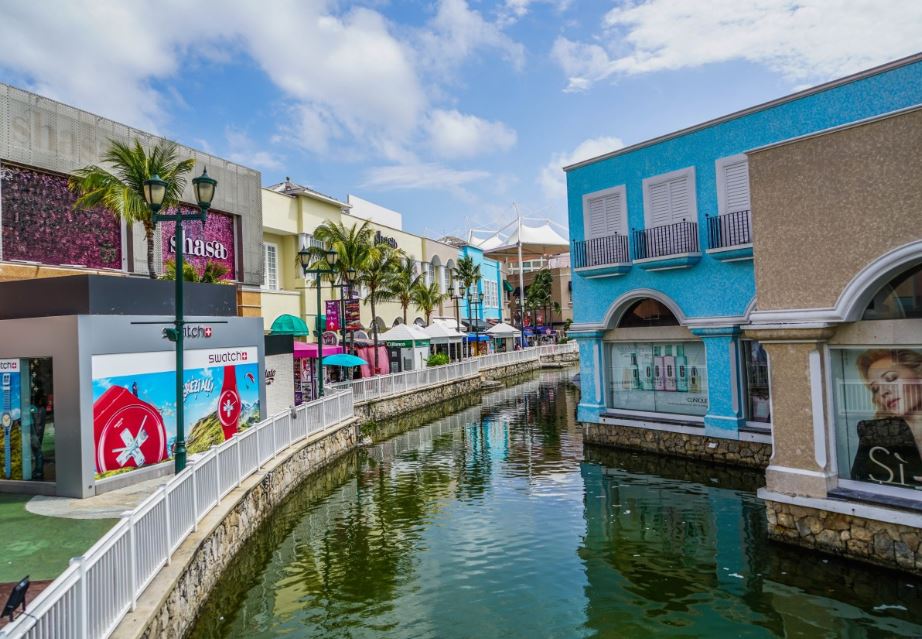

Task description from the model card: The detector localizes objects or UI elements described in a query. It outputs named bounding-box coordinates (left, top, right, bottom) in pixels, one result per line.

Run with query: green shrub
left=427, top=353, right=450, bottom=367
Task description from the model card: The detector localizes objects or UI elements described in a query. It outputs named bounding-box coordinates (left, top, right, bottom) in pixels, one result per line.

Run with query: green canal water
left=189, top=371, right=922, bottom=638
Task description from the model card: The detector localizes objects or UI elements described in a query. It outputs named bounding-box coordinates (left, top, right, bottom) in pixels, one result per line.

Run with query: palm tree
left=358, top=245, right=402, bottom=372
left=452, top=256, right=482, bottom=331
left=387, top=255, right=422, bottom=324
left=411, top=282, right=446, bottom=325
left=69, top=139, right=194, bottom=278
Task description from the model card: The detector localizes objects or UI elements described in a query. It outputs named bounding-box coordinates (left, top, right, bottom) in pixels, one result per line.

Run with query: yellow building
left=260, top=180, right=457, bottom=335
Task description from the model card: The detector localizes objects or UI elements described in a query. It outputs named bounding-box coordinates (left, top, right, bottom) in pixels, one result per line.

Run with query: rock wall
left=539, top=351, right=579, bottom=365
left=765, top=500, right=922, bottom=575
left=114, top=421, right=358, bottom=639
left=352, top=375, right=483, bottom=423
left=582, top=422, right=771, bottom=470
left=480, top=358, right=541, bottom=381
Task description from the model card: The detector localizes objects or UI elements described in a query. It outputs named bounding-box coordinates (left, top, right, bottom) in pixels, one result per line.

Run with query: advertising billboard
left=91, top=347, right=260, bottom=478
left=0, top=359, right=22, bottom=480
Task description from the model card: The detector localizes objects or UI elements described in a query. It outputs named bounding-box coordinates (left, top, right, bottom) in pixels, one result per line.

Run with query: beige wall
left=749, top=106, right=922, bottom=312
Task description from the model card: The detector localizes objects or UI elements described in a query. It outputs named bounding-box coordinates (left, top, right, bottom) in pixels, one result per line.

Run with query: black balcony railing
left=572, top=234, right=630, bottom=269
left=632, top=220, right=698, bottom=260
left=707, top=210, right=752, bottom=249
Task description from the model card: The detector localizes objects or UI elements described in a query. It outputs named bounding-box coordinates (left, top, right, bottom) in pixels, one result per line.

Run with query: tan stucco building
left=746, top=106, right=922, bottom=573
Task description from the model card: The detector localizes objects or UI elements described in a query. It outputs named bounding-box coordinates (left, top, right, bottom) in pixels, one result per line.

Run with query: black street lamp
left=298, top=247, right=338, bottom=398
left=145, top=167, right=217, bottom=473
left=448, top=284, right=464, bottom=360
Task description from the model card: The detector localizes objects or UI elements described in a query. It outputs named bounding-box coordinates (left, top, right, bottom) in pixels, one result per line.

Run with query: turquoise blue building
left=567, top=55, right=922, bottom=440
left=457, top=245, right=504, bottom=329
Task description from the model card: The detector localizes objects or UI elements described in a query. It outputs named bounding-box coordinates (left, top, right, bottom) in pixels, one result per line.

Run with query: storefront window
left=862, top=263, right=922, bottom=320
left=742, top=340, right=771, bottom=424
left=832, top=347, right=922, bottom=491
left=608, top=342, right=708, bottom=417
left=0, top=357, right=55, bottom=482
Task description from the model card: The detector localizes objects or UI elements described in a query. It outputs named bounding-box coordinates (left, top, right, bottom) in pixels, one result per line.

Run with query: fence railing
left=536, top=342, right=578, bottom=357
left=572, top=234, right=630, bottom=269
left=477, top=348, right=540, bottom=370
left=707, top=210, right=752, bottom=249
left=633, top=221, right=699, bottom=260
left=1, top=389, right=355, bottom=639
left=328, top=359, right=479, bottom=403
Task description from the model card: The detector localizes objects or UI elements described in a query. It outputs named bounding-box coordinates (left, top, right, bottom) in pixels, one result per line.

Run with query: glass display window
left=0, top=357, right=55, bottom=482
left=608, top=342, right=708, bottom=417
left=832, top=347, right=922, bottom=493
left=742, top=340, right=771, bottom=424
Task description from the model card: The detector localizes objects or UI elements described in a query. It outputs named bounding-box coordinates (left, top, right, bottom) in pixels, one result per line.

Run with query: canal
left=189, top=370, right=922, bottom=638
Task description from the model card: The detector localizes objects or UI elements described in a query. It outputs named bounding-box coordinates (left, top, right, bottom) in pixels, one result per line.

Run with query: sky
left=1, top=1, right=920, bottom=241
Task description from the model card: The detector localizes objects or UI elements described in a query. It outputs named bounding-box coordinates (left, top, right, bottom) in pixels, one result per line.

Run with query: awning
left=270, top=314, right=309, bottom=336
left=465, top=334, right=491, bottom=342
left=502, top=280, right=515, bottom=293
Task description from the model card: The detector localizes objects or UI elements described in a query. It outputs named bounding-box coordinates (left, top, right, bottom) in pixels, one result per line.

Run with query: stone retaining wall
left=352, top=375, right=483, bottom=423
left=765, top=500, right=922, bottom=574
left=583, top=422, right=771, bottom=470
left=480, top=358, right=541, bottom=381
left=539, top=351, right=579, bottom=365
left=113, top=420, right=358, bottom=639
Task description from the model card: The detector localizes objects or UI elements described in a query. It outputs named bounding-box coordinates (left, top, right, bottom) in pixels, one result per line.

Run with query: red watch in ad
left=217, top=365, right=241, bottom=440
left=93, top=386, right=168, bottom=473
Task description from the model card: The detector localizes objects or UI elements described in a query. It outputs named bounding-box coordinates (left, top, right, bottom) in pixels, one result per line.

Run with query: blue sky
left=1, top=1, right=919, bottom=239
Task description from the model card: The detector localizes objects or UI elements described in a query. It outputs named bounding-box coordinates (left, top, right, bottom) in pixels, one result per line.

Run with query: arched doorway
left=603, top=296, right=707, bottom=418
left=829, top=261, right=922, bottom=493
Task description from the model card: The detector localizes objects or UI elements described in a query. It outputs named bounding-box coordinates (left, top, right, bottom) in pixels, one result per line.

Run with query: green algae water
left=189, top=371, right=922, bottom=638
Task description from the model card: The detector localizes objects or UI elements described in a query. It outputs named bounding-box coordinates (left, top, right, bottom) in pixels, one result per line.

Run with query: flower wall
left=0, top=164, right=122, bottom=269
left=160, top=206, right=236, bottom=280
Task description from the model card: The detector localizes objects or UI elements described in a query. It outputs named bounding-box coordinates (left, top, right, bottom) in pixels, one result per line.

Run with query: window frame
left=262, top=241, right=279, bottom=291
left=582, top=185, right=628, bottom=240
left=642, top=166, right=697, bottom=229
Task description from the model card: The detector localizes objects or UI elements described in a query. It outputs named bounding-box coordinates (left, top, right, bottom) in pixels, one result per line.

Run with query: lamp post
left=297, top=247, right=338, bottom=398
left=448, top=284, right=463, bottom=360
left=144, top=168, right=217, bottom=473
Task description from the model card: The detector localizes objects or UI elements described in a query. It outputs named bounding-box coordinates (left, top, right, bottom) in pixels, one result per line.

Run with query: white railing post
left=191, top=463, right=199, bottom=532
left=163, top=485, right=172, bottom=566
left=128, top=512, right=138, bottom=611
left=76, top=556, right=88, bottom=639
left=236, top=436, right=242, bottom=487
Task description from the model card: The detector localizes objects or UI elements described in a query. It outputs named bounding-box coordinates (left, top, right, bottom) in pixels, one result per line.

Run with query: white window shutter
left=723, top=159, right=750, bottom=213
left=649, top=182, right=672, bottom=226
left=602, top=192, right=622, bottom=235
left=586, top=197, right=606, bottom=239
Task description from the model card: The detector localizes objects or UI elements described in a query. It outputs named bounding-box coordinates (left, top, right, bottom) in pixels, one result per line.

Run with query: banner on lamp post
left=325, top=300, right=341, bottom=331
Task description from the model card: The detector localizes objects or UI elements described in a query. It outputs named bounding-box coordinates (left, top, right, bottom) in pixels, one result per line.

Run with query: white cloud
left=363, top=163, right=490, bottom=190
left=553, top=0, right=922, bottom=91
left=426, top=110, right=517, bottom=159
left=539, top=136, right=625, bottom=207
left=498, top=0, right=572, bottom=26
left=225, top=127, right=284, bottom=171
left=419, top=0, right=526, bottom=73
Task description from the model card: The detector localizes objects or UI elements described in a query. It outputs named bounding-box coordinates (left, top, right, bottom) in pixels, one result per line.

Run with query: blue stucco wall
left=568, top=58, right=922, bottom=326
left=458, top=246, right=503, bottom=322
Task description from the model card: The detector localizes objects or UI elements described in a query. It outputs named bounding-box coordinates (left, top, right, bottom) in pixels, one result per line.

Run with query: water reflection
left=190, top=371, right=922, bottom=639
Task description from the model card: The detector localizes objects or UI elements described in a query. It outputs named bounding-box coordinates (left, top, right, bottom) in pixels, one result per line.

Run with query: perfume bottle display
left=640, top=349, right=654, bottom=391
left=689, top=365, right=701, bottom=393
left=630, top=353, right=640, bottom=390
left=664, top=344, right=677, bottom=392
left=653, top=345, right=664, bottom=391
left=676, top=344, right=689, bottom=392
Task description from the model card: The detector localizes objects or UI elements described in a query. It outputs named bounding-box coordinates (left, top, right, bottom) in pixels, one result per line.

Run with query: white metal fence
left=1, top=390, right=355, bottom=639
left=328, top=359, right=479, bottom=403
left=477, top=348, right=540, bottom=370
left=535, top=342, right=578, bottom=358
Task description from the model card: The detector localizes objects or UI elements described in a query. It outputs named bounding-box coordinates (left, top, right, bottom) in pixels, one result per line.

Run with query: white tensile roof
left=423, top=322, right=464, bottom=343
left=471, top=218, right=570, bottom=259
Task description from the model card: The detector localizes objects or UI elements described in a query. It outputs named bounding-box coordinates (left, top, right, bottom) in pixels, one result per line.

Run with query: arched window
left=863, top=263, right=922, bottom=320
left=618, top=299, right=680, bottom=328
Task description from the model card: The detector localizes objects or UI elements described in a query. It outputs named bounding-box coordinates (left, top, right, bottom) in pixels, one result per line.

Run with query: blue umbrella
left=322, top=353, right=368, bottom=367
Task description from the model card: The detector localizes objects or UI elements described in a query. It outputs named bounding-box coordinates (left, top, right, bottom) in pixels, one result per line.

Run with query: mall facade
left=567, top=53, right=922, bottom=572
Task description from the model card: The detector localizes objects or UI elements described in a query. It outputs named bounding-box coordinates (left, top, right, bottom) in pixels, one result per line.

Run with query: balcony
left=632, top=220, right=701, bottom=271
left=706, top=210, right=753, bottom=261
left=572, top=234, right=631, bottom=278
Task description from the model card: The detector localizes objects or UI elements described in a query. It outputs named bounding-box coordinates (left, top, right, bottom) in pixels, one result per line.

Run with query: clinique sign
left=168, top=236, right=229, bottom=259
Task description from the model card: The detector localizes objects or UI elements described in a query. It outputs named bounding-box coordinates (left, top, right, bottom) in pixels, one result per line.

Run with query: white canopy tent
left=423, top=322, right=465, bottom=361
left=486, top=321, right=522, bottom=352
left=379, top=323, right=431, bottom=370
left=469, top=208, right=570, bottom=345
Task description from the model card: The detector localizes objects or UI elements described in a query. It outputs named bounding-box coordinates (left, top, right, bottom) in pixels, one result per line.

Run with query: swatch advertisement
left=91, top=347, right=260, bottom=479
left=0, top=359, right=23, bottom=480
left=832, top=347, right=922, bottom=490
left=609, top=342, right=708, bottom=416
